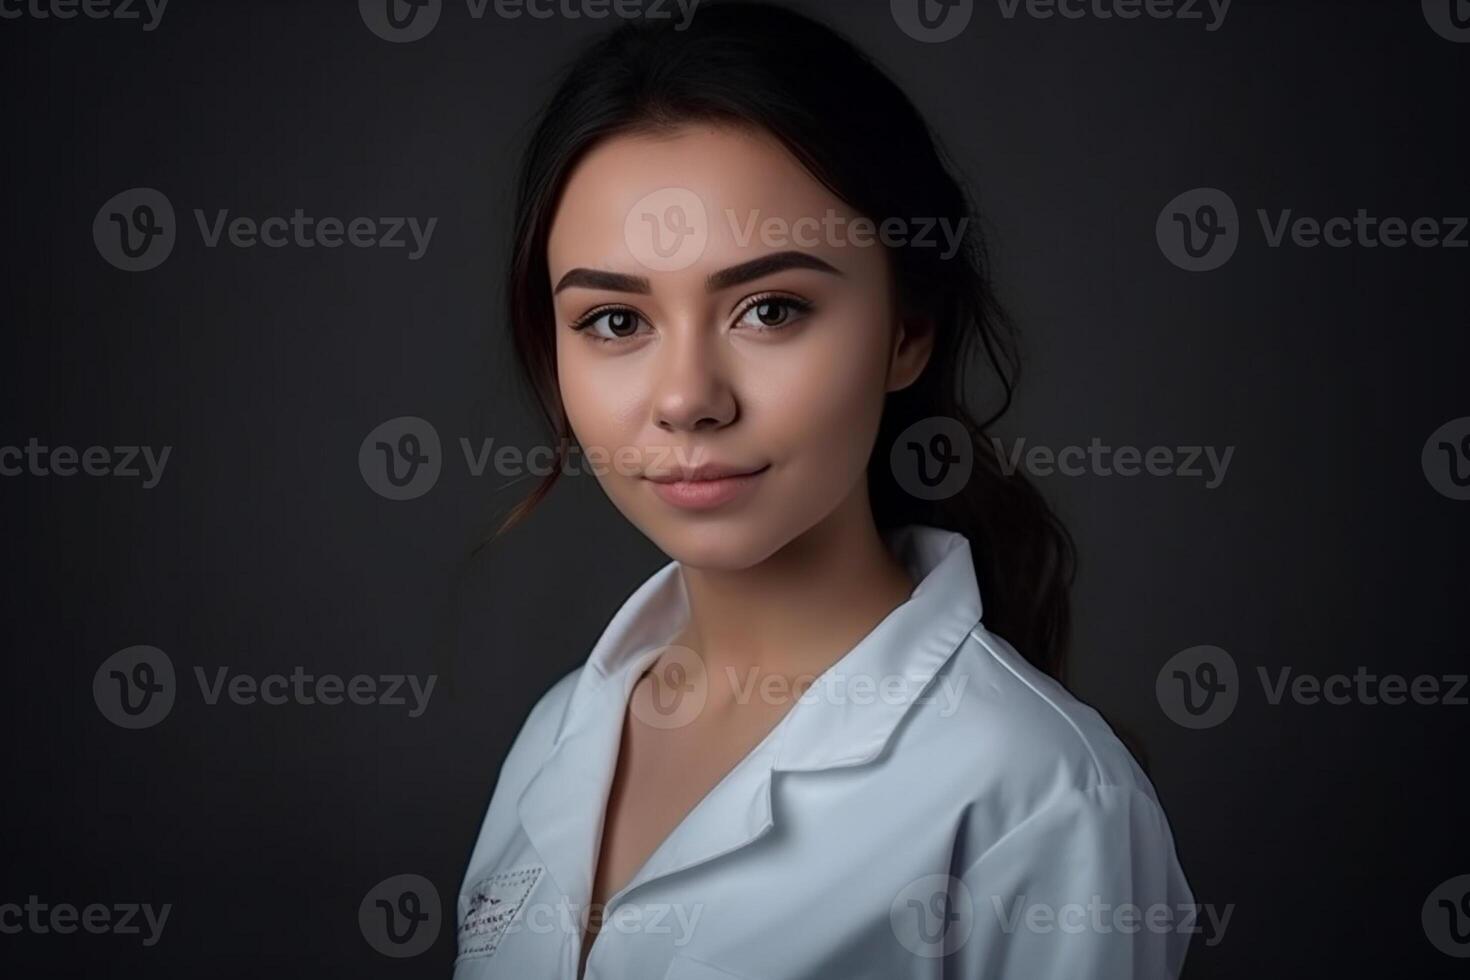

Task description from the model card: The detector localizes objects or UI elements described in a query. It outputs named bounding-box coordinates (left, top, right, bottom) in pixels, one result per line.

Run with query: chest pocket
left=456, top=865, right=544, bottom=962
left=662, top=953, right=752, bottom=980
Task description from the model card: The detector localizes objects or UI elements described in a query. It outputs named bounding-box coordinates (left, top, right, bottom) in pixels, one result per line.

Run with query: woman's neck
left=672, top=491, right=915, bottom=693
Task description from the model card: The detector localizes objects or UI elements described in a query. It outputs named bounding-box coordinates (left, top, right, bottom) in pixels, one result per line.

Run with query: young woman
left=456, top=4, right=1193, bottom=978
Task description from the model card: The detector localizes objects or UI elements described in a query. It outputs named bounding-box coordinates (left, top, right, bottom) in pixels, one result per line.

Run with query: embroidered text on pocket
left=457, top=865, right=544, bottom=961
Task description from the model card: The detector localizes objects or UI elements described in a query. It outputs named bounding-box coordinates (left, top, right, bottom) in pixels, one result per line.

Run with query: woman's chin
left=634, top=515, right=793, bottom=573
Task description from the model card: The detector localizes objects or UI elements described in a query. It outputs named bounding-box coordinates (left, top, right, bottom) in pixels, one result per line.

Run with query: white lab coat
left=455, top=525, right=1194, bottom=979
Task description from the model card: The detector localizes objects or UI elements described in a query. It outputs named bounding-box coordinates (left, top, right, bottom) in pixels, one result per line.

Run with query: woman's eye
left=734, top=296, right=812, bottom=332
left=574, top=308, right=648, bottom=341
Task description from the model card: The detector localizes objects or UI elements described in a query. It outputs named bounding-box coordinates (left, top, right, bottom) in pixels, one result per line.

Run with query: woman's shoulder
left=467, top=666, right=583, bottom=838
left=507, top=665, right=583, bottom=760
left=917, top=625, right=1166, bottom=815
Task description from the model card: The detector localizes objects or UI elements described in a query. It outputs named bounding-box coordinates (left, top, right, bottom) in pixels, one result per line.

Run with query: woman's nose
left=651, top=329, right=738, bottom=433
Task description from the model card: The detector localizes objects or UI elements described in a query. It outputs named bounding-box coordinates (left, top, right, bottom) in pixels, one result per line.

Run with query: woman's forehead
left=547, top=126, right=864, bottom=283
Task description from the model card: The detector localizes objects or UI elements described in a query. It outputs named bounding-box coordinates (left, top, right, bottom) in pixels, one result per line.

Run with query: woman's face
left=546, top=124, right=930, bottom=570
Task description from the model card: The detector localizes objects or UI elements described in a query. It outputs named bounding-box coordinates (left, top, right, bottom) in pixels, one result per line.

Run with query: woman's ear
left=886, top=313, right=936, bottom=393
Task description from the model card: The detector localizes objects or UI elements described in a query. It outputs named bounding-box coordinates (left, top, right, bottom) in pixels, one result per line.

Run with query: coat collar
left=516, top=525, right=984, bottom=914
left=769, top=525, right=983, bottom=771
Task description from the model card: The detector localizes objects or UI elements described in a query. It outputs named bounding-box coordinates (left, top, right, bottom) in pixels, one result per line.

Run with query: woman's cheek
left=748, top=320, right=891, bottom=465
left=558, top=347, right=644, bottom=455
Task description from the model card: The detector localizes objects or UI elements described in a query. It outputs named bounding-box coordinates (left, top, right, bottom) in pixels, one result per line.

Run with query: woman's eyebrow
left=553, top=268, right=651, bottom=295
left=553, top=250, right=844, bottom=296
left=706, top=251, right=844, bottom=291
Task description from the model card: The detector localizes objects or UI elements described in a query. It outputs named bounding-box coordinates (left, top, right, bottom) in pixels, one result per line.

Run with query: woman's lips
left=644, top=464, right=770, bottom=510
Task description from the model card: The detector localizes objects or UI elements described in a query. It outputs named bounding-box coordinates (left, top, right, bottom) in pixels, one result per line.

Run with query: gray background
left=1, top=0, right=1466, bottom=975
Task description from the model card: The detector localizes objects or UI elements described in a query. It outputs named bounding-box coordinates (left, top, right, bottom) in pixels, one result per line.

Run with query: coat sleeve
left=945, top=782, right=1196, bottom=980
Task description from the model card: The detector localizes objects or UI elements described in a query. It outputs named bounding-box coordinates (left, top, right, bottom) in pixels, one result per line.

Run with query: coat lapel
left=515, top=561, right=687, bottom=911
left=513, top=526, right=983, bottom=920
